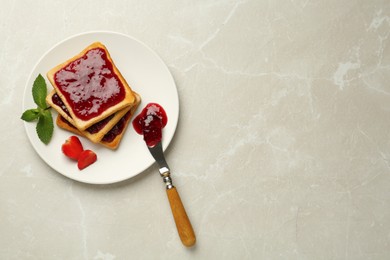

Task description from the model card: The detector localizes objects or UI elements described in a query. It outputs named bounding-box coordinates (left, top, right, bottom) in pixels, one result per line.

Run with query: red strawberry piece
left=77, top=150, right=97, bottom=170
left=62, top=136, right=84, bottom=160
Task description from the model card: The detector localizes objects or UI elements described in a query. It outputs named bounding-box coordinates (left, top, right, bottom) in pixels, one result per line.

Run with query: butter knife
left=147, top=141, right=196, bottom=247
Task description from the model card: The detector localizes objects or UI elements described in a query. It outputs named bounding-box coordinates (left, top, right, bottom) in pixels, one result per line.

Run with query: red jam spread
left=52, top=93, right=70, bottom=117
left=59, top=112, right=129, bottom=144
left=132, top=103, right=167, bottom=147
left=59, top=115, right=76, bottom=129
left=86, top=114, right=114, bottom=134
left=102, top=110, right=132, bottom=143
left=53, top=93, right=112, bottom=134
left=54, top=47, right=126, bottom=121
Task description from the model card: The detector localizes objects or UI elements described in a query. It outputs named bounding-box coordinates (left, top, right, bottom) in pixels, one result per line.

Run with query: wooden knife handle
left=166, top=187, right=196, bottom=247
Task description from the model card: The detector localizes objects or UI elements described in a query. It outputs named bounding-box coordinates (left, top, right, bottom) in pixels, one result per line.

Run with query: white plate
left=22, top=31, right=179, bottom=184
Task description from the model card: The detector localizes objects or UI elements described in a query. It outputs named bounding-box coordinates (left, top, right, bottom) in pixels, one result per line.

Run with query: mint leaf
left=32, top=74, right=47, bottom=109
left=23, top=74, right=54, bottom=144
left=36, top=109, right=54, bottom=144
left=21, top=108, right=40, bottom=122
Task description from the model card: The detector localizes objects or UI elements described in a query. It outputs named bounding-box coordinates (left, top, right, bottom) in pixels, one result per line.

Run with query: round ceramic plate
left=22, top=31, right=179, bottom=184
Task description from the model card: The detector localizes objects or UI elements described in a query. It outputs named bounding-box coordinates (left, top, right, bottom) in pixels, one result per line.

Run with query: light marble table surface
left=1, top=0, right=390, bottom=259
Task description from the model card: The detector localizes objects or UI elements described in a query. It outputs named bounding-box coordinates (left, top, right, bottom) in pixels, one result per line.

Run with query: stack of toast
left=46, top=42, right=140, bottom=149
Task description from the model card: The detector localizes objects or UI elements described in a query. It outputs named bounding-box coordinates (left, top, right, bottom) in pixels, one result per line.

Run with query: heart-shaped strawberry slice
left=77, top=150, right=97, bottom=170
left=62, top=136, right=84, bottom=160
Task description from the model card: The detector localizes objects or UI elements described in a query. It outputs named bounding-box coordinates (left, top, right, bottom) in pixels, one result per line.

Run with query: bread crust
left=56, top=93, right=141, bottom=150
left=47, top=42, right=136, bottom=130
left=47, top=89, right=131, bottom=143
left=100, top=94, right=140, bottom=149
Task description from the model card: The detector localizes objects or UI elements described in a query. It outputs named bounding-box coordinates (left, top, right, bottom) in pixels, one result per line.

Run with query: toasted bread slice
left=57, top=93, right=141, bottom=150
left=47, top=42, right=136, bottom=130
left=47, top=89, right=131, bottom=143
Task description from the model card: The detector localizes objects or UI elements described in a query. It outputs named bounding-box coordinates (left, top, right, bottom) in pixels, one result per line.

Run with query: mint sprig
left=21, top=74, right=53, bottom=144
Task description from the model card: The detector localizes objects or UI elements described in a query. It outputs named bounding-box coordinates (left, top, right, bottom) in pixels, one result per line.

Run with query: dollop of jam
left=53, top=48, right=125, bottom=120
left=132, top=103, right=168, bottom=147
